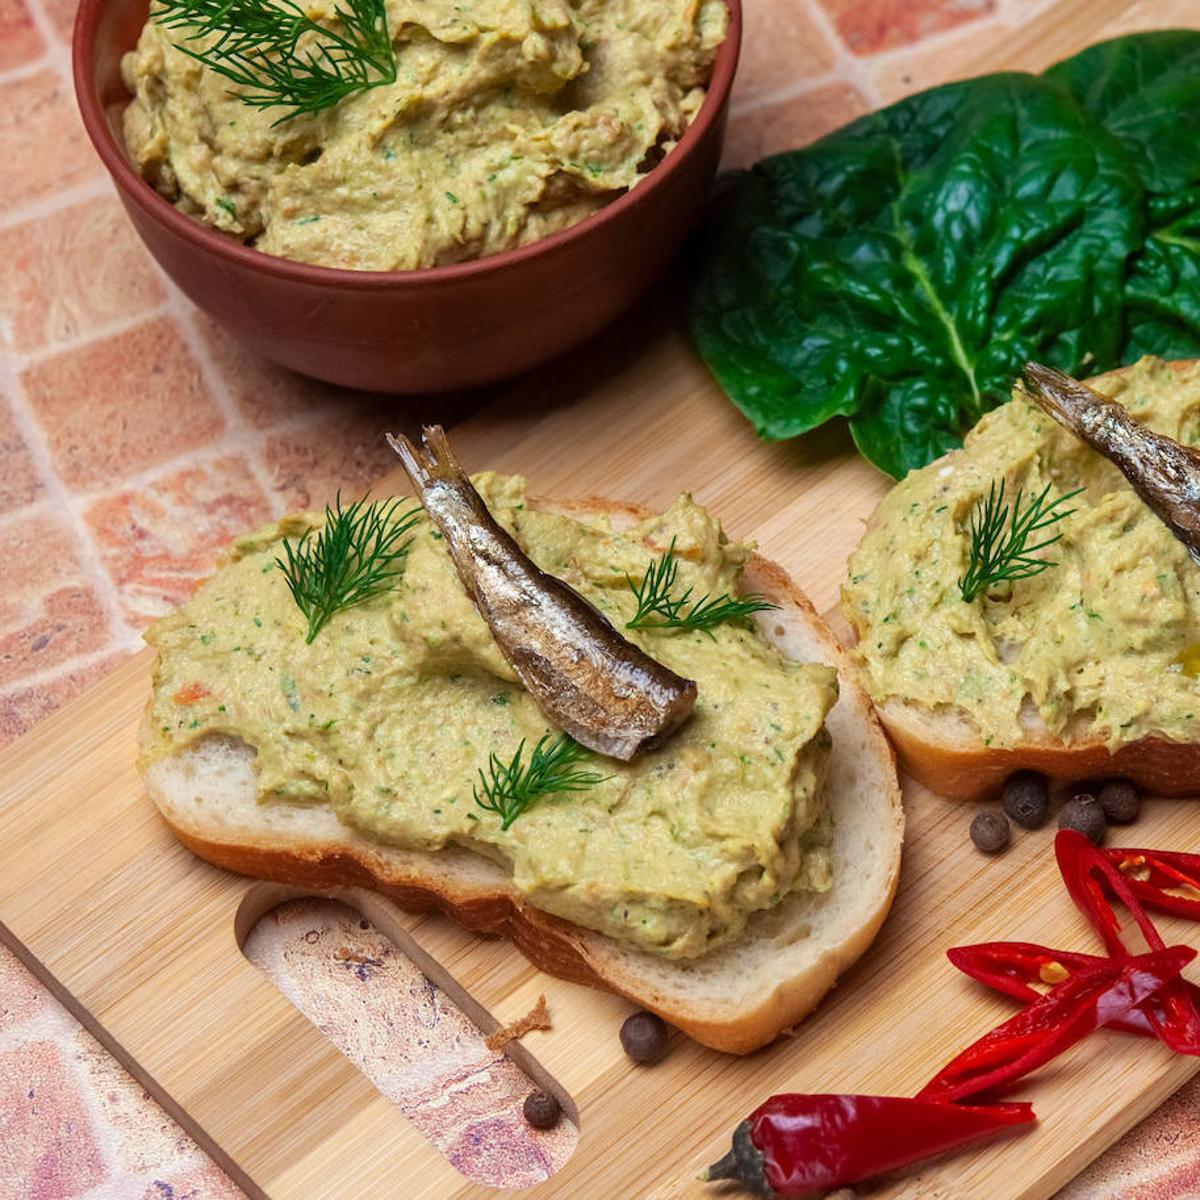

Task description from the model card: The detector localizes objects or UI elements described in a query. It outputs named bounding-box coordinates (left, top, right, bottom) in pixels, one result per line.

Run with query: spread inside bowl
left=122, top=0, right=729, bottom=271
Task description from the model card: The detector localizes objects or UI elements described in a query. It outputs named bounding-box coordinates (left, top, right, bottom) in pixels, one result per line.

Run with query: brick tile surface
left=85, top=454, right=271, bottom=625
left=22, top=317, right=224, bottom=492
left=194, top=313, right=351, bottom=430
left=0, top=0, right=43, bottom=71
left=0, top=649, right=125, bottom=747
left=3, top=4, right=1200, bottom=1200
left=820, top=0, right=998, bottom=56
left=0, top=195, right=166, bottom=355
left=724, top=81, right=870, bottom=169
left=0, top=944, right=48, bottom=1031
left=72, top=1029, right=196, bottom=1177
left=0, top=70, right=99, bottom=211
left=136, top=1163, right=248, bottom=1200
left=263, top=407, right=403, bottom=509
left=869, top=16, right=1009, bottom=101
left=0, top=506, right=110, bottom=689
left=0, top=389, right=45, bottom=512
left=41, top=0, right=77, bottom=42
left=0, top=1042, right=106, bottom=1199
left=732, top=0, right=838, bottom=108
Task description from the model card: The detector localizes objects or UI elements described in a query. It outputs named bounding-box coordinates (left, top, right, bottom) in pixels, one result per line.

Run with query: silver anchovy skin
left=386, top=426, right=697, bottom=761
left=1022, top=363, right=1200, bottom=567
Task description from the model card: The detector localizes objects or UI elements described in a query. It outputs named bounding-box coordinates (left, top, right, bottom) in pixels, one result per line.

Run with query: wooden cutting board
left=4, top=297, right=1200, bottom=1200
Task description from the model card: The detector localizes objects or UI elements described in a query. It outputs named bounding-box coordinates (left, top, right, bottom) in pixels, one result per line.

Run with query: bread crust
left=845, top=359, right=1200, bottom=803
left=143, top=495, right=904, bottom=1054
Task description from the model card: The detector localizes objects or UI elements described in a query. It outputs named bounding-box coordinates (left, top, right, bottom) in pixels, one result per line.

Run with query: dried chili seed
left=1098, top=780, right=1140, bottom=825
left=970, top=810, right=1010, bottom=855
left=522, top=1090, right=561, bottom=1129
left=620, top=1010, right=668, bottom=1062
left=1002, top=771, right=1050, bottom=829
left=1059, top=795, right=1106, bottom=845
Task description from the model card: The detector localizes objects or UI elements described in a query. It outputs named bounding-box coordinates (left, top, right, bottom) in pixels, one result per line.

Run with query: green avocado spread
left=843, top=357, right=1200, bottom=751
left=144, top=474, right=838, bottom=959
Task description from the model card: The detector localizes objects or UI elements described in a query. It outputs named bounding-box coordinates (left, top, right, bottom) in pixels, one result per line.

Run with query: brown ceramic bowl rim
left=73, top=0, right=742, bottom=292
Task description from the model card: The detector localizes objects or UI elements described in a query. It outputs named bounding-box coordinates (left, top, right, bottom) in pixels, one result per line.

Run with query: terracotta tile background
left=3, top=0, right=1200, bottom=1197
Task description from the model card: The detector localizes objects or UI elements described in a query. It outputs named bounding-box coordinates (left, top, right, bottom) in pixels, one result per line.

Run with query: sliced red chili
left=1104, top=848, right=1200, bottom=921
left=1057, top=831, right=1200, bottom=1055
left=918, top=945, right=1194, bottom=1104
left=705, top=1095, right=1034, bottom=1196
left=947, top=940, right=1200, bottom=1039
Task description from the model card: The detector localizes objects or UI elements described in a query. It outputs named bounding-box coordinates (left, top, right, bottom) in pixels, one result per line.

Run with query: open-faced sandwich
left=843, top=357, right=1200, bottom=802
left=139, top=428, right=902, bottom=1053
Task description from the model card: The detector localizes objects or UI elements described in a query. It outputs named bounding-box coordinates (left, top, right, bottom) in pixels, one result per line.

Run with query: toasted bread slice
left=844, top=360, right=1200, bottom=803
left=141, top=496, right=904, bottom=1054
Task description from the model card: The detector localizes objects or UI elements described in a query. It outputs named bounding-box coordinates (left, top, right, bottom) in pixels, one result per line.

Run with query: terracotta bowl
left=73, top=1, right=741, bottom=393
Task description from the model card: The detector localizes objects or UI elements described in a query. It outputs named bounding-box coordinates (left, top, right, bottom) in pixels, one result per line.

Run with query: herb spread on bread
left=143, top=474, right=837, bottom=958
left=844, top=357, right=1200, bottom=751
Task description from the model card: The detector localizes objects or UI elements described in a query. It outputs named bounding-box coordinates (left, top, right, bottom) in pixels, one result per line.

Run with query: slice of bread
left=843, top=360, right=1200, bottom=803
left=141, top=496, right=903, bottom=1054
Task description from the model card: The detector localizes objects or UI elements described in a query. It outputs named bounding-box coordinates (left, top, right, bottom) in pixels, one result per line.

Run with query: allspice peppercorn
left=1002, top=771, right=1050, bottom=829
left=523, top=1090, right=562, bottom=1129
left=1059, top=795, right=1106, bottom=845
left=1097, top=780, right=1140, bottom=825
left=620, top=1010, right=669, bottom=1063
left=970, top=810, right=1010, bottom=855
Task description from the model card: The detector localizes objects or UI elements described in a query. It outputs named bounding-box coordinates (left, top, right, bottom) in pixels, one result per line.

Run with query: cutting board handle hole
left=236, top=885, right=578, bottom=1187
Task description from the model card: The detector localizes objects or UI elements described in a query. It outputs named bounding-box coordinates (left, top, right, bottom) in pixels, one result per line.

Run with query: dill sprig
left=154, top=0, right=397, bottom=124
left=473, top=735, right=608, bottom=831
left=958, top=479, right=1083, bottom=604
left=625, top=538, right=776, bottom=636
left=276, top=494, right=421, bottom=643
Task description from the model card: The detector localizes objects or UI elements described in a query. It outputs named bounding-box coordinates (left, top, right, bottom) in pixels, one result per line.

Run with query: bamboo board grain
left=4, top=297, right=1200, bottom=1200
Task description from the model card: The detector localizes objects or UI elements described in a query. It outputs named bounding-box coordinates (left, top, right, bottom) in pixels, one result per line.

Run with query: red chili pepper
left=1103, top=847, right=1200, bottom=921
left=948, top=941, right=1176, bottom=1037
left=1057, top=831, right=1200, bottom=1055
left=704, top=1095, right=1035, bottom=1196
left=918, top=945, right=1195, bottom=1103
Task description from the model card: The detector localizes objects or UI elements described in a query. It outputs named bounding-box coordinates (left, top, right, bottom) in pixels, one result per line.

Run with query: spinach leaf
left=690, top=73, right=1143, bottom=478
left=1124, top=191, right=1200, bottom=361
left=1044, top=31, right=1200, bottom=196
left=1047, top=33, right=1200, bottom=362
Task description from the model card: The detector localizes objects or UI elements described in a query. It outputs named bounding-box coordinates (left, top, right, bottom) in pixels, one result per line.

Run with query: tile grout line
left=730, top=66, right=854, bottom=120
left=0, top=356, right=141, bottom=652
left=0, top=178, right=115, bottom=235
left=0, top=54, right=58, bottom=85
left=17, top=300, right=176, bottom=368
left=167, top=296, right=295, bottom=510
left=797, top=0, right=885, bottom=108
left=21, top=0, right=66, bottom=56
left=0, top=643, right=134, bottom=705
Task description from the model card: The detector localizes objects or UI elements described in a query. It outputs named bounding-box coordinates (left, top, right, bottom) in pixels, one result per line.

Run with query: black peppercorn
left=970, top=810, right=1010, bottom=855
left=522, top=1090, right=562, bottom=1129
left=620, top=1010, right=669, bottom=1062
left=1059, top=794, right=1106, bottom=845
left=1097, top=780, right=1140, bottom=825
left=1002, top=771, right=1050, bottom=829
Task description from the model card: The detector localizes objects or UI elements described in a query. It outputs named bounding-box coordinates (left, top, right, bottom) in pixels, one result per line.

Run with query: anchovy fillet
left=1022, top=363, right=1200, bottom=566
left=386, top=426, right=697, bottom=760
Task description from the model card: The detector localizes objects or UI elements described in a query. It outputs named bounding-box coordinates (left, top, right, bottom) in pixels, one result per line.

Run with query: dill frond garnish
left=276, top=494, right=421, bottom=643
left=473, top=735, right=608, bottom=830
left=625, top=538, right=777, bottom=636
left=958, top=479, right=1083, bottom=604
left=154, top=0, right=397, bottom=124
